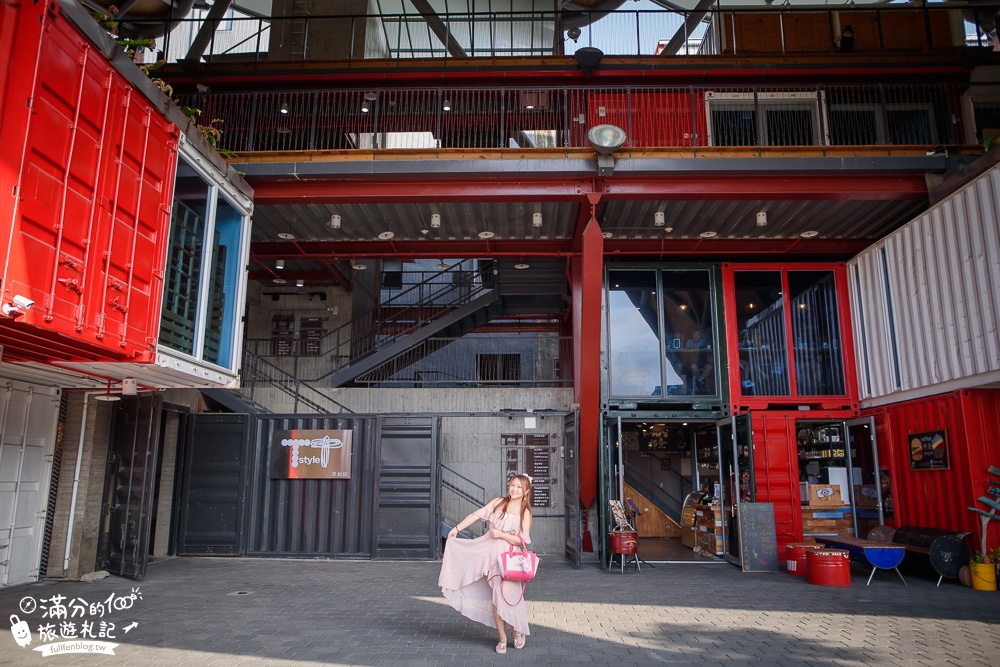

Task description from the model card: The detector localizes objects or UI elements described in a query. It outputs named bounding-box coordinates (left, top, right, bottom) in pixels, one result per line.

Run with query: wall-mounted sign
left=271, top=429, right=353, bottom=479
left=908, top=429, right=949, bottom=470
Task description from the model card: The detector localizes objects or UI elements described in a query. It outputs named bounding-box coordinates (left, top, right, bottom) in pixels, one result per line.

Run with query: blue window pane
left=202, top=196, right=244, bottom=369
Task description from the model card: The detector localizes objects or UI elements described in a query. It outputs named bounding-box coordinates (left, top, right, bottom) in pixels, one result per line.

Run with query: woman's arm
left=447, top=498, right=500, bottom=539
left=489, top=510, right=532, bottom=546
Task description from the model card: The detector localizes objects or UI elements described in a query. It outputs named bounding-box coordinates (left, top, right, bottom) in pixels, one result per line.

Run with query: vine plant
left=91, top=6, right=237, bottom=159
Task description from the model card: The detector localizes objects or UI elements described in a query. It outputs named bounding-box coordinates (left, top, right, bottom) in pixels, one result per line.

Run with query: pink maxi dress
left=438, top=501, right=531, bottom=636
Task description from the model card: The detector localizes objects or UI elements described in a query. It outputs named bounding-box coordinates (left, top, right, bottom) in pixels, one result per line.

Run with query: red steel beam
left=249, top=177, right=597, bottom=204
left=600, top=174, right=928, bottom=200
left=249, top=172, right=927, bottom=205
left=249, top=237, right=871, bottom=260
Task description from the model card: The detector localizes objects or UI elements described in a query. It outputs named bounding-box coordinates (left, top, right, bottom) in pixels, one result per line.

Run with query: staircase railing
left=244, top=259, right=498, bottom=385
left=441, top=464, right=487, bottom=538
left=240, top=345, right=355, bottom=413
left=623, top=460, right=691, bottom=522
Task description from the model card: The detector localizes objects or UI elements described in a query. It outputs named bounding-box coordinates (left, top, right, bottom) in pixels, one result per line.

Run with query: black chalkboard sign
left=738, top=502, right=779, bottom=572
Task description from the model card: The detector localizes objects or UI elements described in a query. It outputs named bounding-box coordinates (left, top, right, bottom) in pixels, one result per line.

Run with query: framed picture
left=907, top=429, right=949, bottom=470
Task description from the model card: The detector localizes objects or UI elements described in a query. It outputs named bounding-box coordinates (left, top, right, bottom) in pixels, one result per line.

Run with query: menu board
left=271, top=314, right=295, bottom=357
left=299, top=317, right=325, bottom=357
left=738, top=502, right=779, bottom=572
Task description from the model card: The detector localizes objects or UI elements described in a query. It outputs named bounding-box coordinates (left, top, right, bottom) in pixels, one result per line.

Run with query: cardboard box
left=808, top=484, right=844, bottom=506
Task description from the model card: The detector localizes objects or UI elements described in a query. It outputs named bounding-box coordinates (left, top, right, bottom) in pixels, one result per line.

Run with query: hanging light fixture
left=351, top=259, right=367, bottom=270
left=435, top=259, right=449, bottom=270
left=514, top=258, right=530, bottom=270
left=95, top=380, right=120, bottom=402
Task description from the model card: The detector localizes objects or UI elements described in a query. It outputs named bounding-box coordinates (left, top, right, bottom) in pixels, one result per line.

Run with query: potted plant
left=969, top=552, right=997, bottom=591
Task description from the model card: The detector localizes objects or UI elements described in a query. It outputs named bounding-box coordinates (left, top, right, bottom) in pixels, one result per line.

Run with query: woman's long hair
left=492, top=474, right=533, bottom=525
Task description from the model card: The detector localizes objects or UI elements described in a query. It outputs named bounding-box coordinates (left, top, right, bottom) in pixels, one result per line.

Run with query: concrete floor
left=1, top=555, right=997, bottom=666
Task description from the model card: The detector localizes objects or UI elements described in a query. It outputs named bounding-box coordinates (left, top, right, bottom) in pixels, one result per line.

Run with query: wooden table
left=816, top=536, right=907, bottom=585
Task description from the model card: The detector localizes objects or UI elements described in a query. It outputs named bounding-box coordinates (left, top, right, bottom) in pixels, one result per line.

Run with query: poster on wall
left=271, top=429, right=353, bottom=479
left=907, top=429, right=949, bottom=471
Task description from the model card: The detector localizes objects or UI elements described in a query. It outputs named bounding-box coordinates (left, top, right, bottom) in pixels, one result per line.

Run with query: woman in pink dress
left=438, top=474, right=534, bottom=654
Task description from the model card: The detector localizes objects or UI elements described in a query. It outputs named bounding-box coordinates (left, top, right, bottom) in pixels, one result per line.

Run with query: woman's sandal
left=495, top=641, right=507, bottom=654
left=513, top=633, right=526, bottom=650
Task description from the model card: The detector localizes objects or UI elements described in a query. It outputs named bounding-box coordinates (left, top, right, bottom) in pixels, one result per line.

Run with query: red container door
left=0, top=0, right=178, bottom=363
left=751, top=411, right=800, bottom=560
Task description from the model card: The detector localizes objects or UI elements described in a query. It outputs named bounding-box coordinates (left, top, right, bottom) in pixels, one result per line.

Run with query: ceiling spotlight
left=378, top=231, right=395, bottom=240
left=361, top=101, right=370, bottom=113
left=430, top=213, right=441, bottom=228
left=351, top=260, right=367, bottom=270
left=478, top=231, right=495, bottom=239
left=296, top=279, right=305, bottom=288
left=442, top=99, right=452, bottom=111
left=532, top=212, right=543, bottom=227
left=329, top=214, right=341, bottom=229
left=756, top=211, right=768, bottom=227
left=275, top=259, right=285, bottom=270
left=654, top=211, right=666, bottom=227
left=801, top=230, right=819, bottom=238
left=699, top=231, right=718, bottom=238
left=278, top=232, right=295, bottom=240
left=280, top=102, right=289, bottom=114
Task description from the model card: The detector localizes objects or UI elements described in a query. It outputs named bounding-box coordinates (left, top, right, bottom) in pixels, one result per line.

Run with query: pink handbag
left=498, top=536, right=539, bottom=582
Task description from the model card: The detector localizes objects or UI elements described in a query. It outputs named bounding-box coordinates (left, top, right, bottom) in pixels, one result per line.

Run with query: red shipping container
left=587, top=90, right=707, bottom=148
left=0, top=0, right=178, bottom=363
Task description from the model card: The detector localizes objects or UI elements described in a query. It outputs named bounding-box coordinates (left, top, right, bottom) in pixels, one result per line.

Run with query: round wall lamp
left=587, top=124, right=627, bottom=155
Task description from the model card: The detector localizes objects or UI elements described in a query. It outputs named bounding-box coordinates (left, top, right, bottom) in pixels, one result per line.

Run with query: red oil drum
left=785, top=543, right=823, bottom=577
left=806, top=549, right=852, bottom=586
left=609, top=531, right=638, bottom=555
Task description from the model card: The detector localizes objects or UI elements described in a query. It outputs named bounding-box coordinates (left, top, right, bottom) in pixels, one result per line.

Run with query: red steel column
left=573, top=194, right=603, bottom=506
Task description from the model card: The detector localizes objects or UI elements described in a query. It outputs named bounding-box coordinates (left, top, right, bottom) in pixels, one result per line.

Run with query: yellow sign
left=271, top=429, right=353, bottom=479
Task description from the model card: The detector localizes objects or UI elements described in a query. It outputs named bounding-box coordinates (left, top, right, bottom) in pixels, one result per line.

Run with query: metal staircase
left=231, top=259, right=568, bottom=411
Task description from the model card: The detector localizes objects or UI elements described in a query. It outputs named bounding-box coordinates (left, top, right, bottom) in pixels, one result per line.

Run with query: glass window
left=661, top=270, right=716, bottom=396
left=160, top=156, right=248, bottom=372
left=160, top=164, right=210, bottom=356
left=734, top=271, right=789, bottom=396
left=789, top=271, right=846, bottom=396
left=608, top=270, right=662, bottom=397
left=202, top=196, right=243, bottom=368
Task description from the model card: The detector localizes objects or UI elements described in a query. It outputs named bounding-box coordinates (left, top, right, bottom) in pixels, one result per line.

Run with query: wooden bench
left=816, top=536, right=907, bottom=586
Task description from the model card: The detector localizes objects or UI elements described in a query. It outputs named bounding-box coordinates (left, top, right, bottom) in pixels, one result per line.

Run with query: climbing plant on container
left=90, top=7, right=237, bottom=159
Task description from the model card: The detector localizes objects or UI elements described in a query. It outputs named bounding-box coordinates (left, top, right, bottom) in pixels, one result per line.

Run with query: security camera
left=567, top=27, right=581, bottom=42
left=12, top=295, right=34, bottom=309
